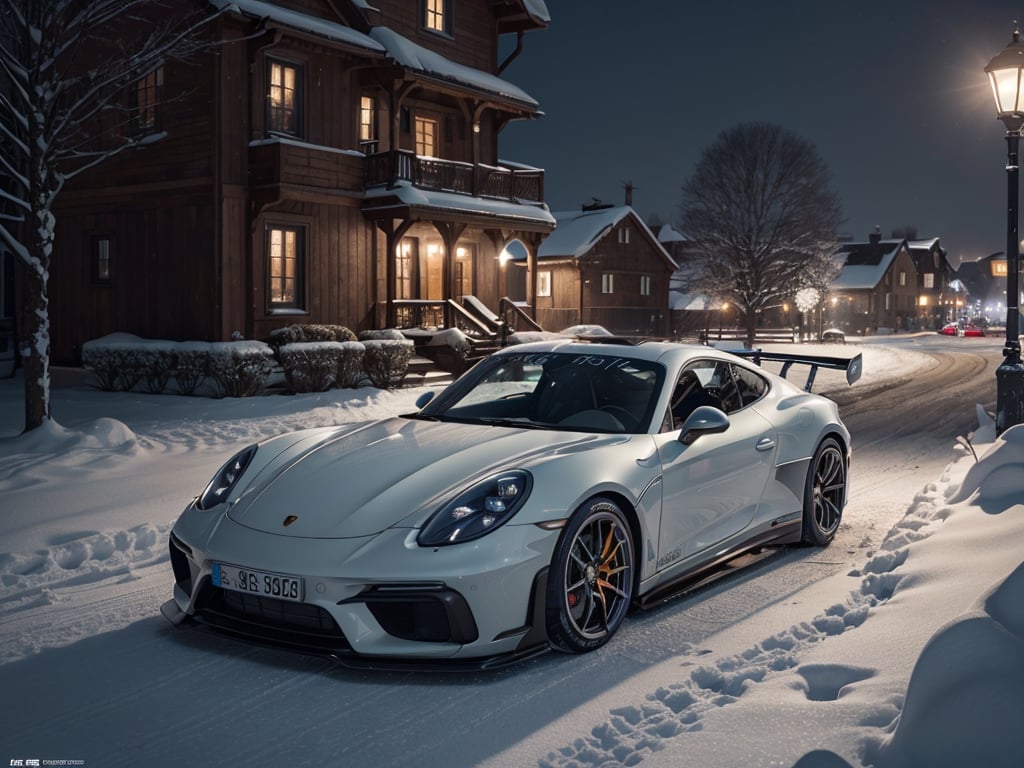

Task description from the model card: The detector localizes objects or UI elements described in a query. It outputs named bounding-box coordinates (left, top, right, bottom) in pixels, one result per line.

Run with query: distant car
left=820, top=328, right=846, bottom=344
left=163, top=339, right=860, bottom=669
left=939, top=323, right=985, bottom=337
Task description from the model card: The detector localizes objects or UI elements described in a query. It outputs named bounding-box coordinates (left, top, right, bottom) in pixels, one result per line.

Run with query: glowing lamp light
left=986, top=28, right=1024, bottom=126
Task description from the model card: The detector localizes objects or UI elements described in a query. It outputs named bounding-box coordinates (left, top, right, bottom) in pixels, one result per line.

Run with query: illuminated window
left=602, top=273, right=614, bottom=294
left=537, top=271, right=551, bottom=297
left=92, top=236, right=112, bottom=283
left=415, top=116, right=437, bottom=157
left=423, top=0, right=451, bottom=34
left=267, top=225, right=304, bottom=309
left=131, top=66, right=163, bottom=135
left=360, top=95, right=377, bottom=150
left=923, top=273, right=935, bottom=289
left=267, top=59, right=301, bottom=136
left=898, top=271, right=907, bottom=286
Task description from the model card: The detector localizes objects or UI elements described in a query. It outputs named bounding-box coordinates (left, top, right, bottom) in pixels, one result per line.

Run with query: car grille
left=193, top=580, right=351, bottom=653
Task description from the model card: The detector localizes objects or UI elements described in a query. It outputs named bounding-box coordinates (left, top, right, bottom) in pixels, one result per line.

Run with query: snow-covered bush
left=208, top=341, right=275, bottom=398
left=174, top=343, right=210, bottom=396
left=361, top=338, right=412, bottom=389
left=136, top=341, right=178, bottom=394
left=358, top=328, right=408, bottom=342
left=278, top=342, right=344, bottom=393
left=82, top=334, right=148, bottom=392
left=269, top=323, right=358, bottom=348
left=336, top=341, right=366, bottom=389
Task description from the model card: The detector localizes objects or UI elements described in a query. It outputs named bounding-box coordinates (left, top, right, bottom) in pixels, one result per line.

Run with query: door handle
left=755, top=437, right=775, bottom=452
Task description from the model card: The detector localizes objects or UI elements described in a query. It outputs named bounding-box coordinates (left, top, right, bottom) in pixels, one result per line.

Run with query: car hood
left=226, top=417, right=623, bottom=539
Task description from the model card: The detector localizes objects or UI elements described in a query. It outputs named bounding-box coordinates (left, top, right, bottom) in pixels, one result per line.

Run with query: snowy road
left=0, top=337, right=1005, bottom=768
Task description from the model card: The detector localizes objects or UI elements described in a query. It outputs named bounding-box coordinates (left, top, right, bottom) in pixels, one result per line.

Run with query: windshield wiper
left=477, top=418, right=554, bottom=430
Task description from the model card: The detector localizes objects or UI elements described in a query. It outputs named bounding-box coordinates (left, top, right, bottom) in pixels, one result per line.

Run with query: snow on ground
left=0, top=342, right=1022, bottom=767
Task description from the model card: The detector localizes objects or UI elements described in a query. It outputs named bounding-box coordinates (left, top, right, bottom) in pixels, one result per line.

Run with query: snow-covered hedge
left=268, top=323, right=358, bottom=347
left=278, top=341, right=366, bottom=393
left=359, top=331, right=413, bottom=389
left=208, top=341, right=275, bottom=398
left=82, top=335, right=273, bottom=397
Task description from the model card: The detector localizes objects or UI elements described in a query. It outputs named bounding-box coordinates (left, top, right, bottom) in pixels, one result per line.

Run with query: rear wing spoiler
left=731, top=349, right=863, bottom=393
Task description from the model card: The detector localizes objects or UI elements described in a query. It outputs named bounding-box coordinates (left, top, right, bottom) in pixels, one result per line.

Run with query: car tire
left=800, top=437, right=846, bottom=546
left=546, top=497, right=634, bottom=653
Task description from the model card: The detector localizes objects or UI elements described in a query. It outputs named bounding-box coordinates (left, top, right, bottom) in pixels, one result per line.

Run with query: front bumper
left=165, top=512, right=559, bottom=665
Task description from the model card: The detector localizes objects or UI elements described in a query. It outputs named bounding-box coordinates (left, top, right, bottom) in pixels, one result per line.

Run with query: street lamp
left=985, top=26, right=1024, bottom=433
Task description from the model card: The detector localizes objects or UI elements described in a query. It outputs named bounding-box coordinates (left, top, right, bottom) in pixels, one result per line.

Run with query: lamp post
left=986, top=27, right=1024, bottom=433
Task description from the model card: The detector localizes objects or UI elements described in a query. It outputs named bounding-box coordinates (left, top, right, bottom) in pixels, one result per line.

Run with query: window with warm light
left=92, top=236, right=113, bottom=283
left=415, top=116, right=437, bottom=157
left=923, top=273, right=935, bottom=289
left=899, top=271, right=907, bottom=287
left=537, top=271, right=551, bottom=297
left=267, top=225, right=304, bottom=309
left=423, top=0, right=451, bottom=35
left=359, top=95, right=377, bottom=149
left=267, top=59, right=301, bottom=136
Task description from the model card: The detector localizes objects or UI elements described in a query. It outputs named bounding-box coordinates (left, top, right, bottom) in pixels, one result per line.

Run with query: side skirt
left=636, top=520, right=801, bottom=610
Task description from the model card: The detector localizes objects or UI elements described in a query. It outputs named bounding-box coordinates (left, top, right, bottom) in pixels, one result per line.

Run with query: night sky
left=499, top=1, right=1021, bottom=265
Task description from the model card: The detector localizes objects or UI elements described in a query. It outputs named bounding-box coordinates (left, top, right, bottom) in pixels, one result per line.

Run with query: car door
left=654, top=360, right=777, bottom=567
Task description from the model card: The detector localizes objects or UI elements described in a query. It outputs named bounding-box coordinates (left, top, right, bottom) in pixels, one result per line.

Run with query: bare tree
left=678, top=122, right=842, bottom=348
left=0, top=0, right=220, bottom=433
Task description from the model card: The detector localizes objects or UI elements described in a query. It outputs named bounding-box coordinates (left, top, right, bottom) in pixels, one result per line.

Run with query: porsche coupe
left=163, top=339, right=860, bottom=669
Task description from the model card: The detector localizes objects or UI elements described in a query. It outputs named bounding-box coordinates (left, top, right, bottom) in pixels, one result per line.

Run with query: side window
left=732, top=364, right=768, bottom=407
left=664, top=360, right=719, bottom=431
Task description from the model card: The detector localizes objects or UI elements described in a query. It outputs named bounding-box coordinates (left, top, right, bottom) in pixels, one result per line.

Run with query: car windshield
left=417, top=351, right=665, bottom=434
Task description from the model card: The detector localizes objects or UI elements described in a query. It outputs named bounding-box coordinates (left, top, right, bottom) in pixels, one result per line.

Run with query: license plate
left=212, top=563, right=304, bottom=602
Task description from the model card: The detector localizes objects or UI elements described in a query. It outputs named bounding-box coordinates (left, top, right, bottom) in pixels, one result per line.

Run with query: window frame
left=415, top=115, right=438, bottom=157
left=130, top=65, right=163, bottom=136
left=92, top=235, right=113, bottom=284
left=266, top=224, right=306, bottom=312
left=601, top=272, right=615, bottom=295
left=422, top=0, right=453, bottom=36
left=266, top=57, right=303, bottom=137
left=640, top=274, right=652, bottom=296
left=537, top=270, right=552, bottom=297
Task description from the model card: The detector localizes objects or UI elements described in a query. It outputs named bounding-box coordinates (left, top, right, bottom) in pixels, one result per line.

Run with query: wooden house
left=530, top=205, right=677, bottom=336
left=907, top=238, right=957, bottom=329
left=49, top=0, right=553, bottom=364
left=830, top=230, right=918, bottom=335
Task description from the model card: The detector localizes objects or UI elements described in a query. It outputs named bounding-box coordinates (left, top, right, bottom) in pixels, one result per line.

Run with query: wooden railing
left=365, top=150, right=544, bottom=204
left=392, top=299, right=495, bottom=339
left=499, top=297, right=542, bottom=332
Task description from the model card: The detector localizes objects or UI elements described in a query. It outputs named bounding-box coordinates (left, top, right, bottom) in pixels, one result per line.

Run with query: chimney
left=624, top=181, right=635, bottom=207
left=869, top=225, right=882, bottom=245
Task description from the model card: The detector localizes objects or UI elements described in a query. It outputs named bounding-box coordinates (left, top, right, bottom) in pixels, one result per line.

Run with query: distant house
left=830, top=231, right=918, bottom=334
left=47, top=0, right=553, bottom=364
left=531, top=205, right=677, bottom=336
left=907, top=238, right=957, bottom=329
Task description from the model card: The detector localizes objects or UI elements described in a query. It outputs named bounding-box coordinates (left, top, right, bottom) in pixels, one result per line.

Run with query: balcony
left=247, top=140, right=545, bottom=209
left=365, top=149, right=544, bottom=204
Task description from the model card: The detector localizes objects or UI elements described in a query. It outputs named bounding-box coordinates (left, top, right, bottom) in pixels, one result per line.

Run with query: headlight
left=196, top=445, right=258, bottom=510
left=418, top=470, right=533, bottom=546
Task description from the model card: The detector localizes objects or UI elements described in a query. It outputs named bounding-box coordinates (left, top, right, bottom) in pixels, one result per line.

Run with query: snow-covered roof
left=657, top=224, right=686, bottom=244
left=521, top=0, right=550, bottom=24
left=369, top=27, right=538, bottom=108
left=363, top=181, right=555, bottom=227
left=831, top=239, right=903, bottom=291
left=211, top=0, right=385, bottom=52
left=538, top=206, right=677, bottom=269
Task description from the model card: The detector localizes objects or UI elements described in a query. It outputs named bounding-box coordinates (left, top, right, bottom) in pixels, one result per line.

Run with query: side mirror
left=415, top=391, right=436, bottom=409
left=678, top=405, right=730, bottom=445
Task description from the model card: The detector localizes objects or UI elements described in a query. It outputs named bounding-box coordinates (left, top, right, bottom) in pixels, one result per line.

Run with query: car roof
left=495, top=338, right=745, bottom=366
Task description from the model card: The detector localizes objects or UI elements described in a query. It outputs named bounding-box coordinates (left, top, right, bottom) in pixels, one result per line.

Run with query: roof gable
left=538, top=206, right=677, bottom=270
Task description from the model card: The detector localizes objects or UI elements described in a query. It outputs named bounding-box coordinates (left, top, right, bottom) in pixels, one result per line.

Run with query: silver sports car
left=163, top=339, right=859, bottom=669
